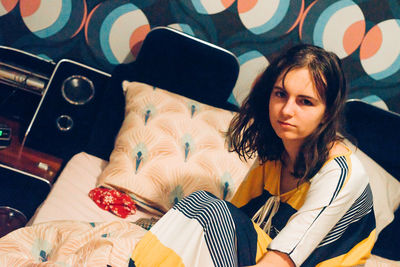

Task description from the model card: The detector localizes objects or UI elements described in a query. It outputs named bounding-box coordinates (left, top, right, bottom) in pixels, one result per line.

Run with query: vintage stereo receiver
left=0, top=46, right=111, bottom=159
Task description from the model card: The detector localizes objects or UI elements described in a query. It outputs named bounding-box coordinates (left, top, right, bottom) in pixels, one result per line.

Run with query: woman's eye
left=301, top=99, right=313, bottom=106
left=275, top=91, right=285, bottom=98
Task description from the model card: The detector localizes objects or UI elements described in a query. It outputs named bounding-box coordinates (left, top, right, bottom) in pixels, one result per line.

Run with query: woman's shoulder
left=314, top=141, right=352, bottom=174
left=326, top=141, right=367, bottom=176
left=313, top=141, right=369, bottom=188
left=328, top=141, right=351, bottom=159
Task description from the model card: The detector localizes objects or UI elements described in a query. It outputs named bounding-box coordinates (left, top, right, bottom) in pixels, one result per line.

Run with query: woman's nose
left=281, top=100, right=295, bottom=117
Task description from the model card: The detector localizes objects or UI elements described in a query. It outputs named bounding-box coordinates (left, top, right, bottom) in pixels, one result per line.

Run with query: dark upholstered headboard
left=343, top=99, right=400, bottom=180
left=84, top=26, right=240, bottom=161
left=343, top=99, right=400, bottom=260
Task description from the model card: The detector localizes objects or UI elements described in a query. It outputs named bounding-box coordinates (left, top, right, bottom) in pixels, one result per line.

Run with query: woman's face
left=269, top=67, right=326, bottom=148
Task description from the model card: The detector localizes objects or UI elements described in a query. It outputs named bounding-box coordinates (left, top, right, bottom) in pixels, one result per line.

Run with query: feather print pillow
left=97, top=81, right=254, bottom=215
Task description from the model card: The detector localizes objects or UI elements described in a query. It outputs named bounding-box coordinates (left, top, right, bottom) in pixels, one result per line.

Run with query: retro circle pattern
left=230, top=50, right=269, bottom=106
left=300, top=0, right=365, bottom=59
left=0, top=0, right=18, bottom=16
left=167, top=23, right=195, bottom=36
left=237, top=0, right=304, bottom=37
left=19, top=0, right=87, bottom=42
left=360, top=19, right=400, bottom=82
left=179, top=0, right=235, bottom=15
left=0, top=0, right=399, bottom=110
left=85, top=1, right=150, bottom=65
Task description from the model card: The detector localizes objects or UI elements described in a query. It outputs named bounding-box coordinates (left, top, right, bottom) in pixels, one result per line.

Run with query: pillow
left=97, top=81, right=254, bottom=215
left=344, top=140, right=400, bottom=237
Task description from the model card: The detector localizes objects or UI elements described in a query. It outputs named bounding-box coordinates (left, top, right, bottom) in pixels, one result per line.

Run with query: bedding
left=28, top=89, right=400, bottom=229
left=29, top=152, right=156, bottom=225
left=2, top=147, right=399, bottom=266
left=1, top=220, right=398, bottom=267
left=0, top=220, right=147, bottom=266
left=21, top=139, right=400, bottom=266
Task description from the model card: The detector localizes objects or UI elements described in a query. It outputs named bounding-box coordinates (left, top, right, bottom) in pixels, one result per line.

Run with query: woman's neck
left=282, top=140, right=301, bottom=165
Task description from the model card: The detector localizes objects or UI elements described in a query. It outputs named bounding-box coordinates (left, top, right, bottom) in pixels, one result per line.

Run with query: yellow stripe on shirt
left=132, top=231, right=185, bottom=267
left=316, top=229, right=376, bottom=267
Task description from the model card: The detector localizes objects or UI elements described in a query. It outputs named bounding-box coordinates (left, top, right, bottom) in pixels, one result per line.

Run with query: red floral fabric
left=89, top=188, right=136, bottom=218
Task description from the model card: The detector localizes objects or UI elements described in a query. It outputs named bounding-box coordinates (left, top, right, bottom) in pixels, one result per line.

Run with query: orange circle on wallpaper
left=237, top=0, right=258, bottom=13
left=0, top=0, right=18, bottom=15
left=343, top=20, right=365, bottom=56
left=300, top=0, right=365, bottom=59
left=85, top=2, right=150, bottom=65
left=129, top=24, right=151, bottom=58
left=19, top=0, right=86, bottom=41
left=221, top=0, right=235, bottom=8
left=359, top=26, right=382, bottom=60
left=360, top=19, right=400, bottom=81
left=186, top=0, right=235, bottom=14
left=19, top=0, right=41, bottom=17
left=238, top=0, right=303, bottom=37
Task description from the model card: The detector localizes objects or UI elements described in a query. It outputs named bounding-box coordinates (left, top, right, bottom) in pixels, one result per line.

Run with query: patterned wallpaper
left=1, top=0, right=400, bottom=112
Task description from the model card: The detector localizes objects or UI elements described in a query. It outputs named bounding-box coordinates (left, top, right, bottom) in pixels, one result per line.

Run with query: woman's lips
left=278, top=121, right=295, bottom=127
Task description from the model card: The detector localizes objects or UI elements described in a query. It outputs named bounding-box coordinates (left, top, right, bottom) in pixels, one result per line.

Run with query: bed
left=1, top=26, right=400, bottom=266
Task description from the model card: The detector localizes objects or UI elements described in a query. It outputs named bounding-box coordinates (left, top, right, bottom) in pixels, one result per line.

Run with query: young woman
left=132, top=44, right=376, bottom=266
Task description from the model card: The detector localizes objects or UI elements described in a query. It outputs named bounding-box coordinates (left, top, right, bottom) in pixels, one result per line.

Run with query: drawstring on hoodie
left=252, top=195, right=281, bottom=235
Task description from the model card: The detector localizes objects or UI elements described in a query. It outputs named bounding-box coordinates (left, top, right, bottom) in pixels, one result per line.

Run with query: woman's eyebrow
left=298, top=94, right=320, bottom=102
left=273, top=86, right=320, bottom=102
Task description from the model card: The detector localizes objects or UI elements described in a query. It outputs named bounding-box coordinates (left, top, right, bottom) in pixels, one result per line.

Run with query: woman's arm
left=266, top=156, right=372, bottom=266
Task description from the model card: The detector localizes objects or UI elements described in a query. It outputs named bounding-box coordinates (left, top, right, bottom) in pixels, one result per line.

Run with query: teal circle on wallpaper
left=360, top=19, right=400, bottom=82
left=229, top=50, right=269, bottom=106
left=300, top=0, right=365, bottom=59
left=237, top=0, right=303, bottom=38
left=20, top=0, right=87, bottom=42
left=167, top=23, right=195, bottom=37
left=85, top=0, right=150, bottom=65
left=169, top=0, right=219, bottom=43
left=178, top=0, right=235, bottom=15
left=221, top=0, right=303, bottom=44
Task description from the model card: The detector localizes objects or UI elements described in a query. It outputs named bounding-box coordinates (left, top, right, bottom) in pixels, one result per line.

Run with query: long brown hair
left=227, top=44, right=348, bottom=180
